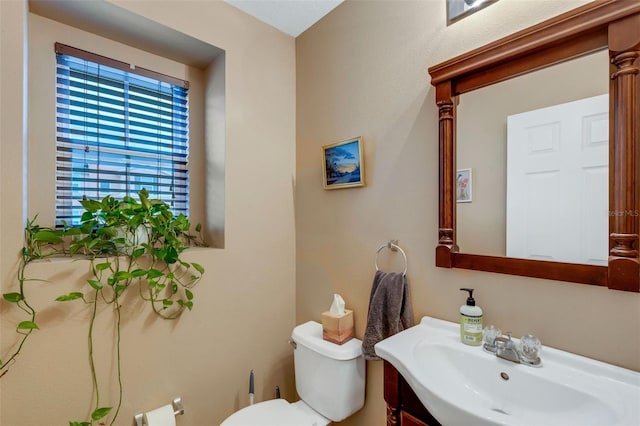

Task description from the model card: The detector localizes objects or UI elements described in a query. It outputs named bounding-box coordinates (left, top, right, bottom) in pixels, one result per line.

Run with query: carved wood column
left=435, top=82, right=457, bottom=268
left=608, top=13, right=640, bottom=292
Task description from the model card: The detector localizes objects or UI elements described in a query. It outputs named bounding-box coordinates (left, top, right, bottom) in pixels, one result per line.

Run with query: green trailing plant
left=1, top=189, right=206, bottom=426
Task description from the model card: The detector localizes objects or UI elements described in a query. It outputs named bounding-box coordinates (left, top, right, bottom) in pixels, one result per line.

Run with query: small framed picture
left=456, top=168, right=472, bottom=203
left=322, top=137, right=365, bottom=190
left=447, top=0, right=499, bottom=25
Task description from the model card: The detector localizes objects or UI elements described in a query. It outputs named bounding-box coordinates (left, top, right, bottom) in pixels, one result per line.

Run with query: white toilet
left=221, top=321, right=365, bottom=425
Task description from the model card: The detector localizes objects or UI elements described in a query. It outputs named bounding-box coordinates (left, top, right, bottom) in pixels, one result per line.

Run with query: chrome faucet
left=483, top=329, right=542, bottom=367
left=494, top=333, right=520, bottom=364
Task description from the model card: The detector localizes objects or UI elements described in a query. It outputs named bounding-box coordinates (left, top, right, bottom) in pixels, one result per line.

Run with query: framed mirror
left=428, top=0, right=640, bottom=292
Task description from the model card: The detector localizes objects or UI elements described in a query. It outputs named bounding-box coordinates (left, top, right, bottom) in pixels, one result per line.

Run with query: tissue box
left=321, top=310, right=354, bottom=345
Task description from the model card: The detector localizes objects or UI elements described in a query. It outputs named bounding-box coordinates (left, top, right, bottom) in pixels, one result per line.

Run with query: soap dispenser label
left=460, top=315, right=483, bottom=345
left=463, top=317, right=482, bottom=333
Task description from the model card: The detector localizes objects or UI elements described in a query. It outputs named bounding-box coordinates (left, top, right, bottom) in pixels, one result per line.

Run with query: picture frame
left=456, top=168, right=472, bottom=203
left=447, top=0, right=499, bottom=25
left=322, top=137, right=365, bottom=190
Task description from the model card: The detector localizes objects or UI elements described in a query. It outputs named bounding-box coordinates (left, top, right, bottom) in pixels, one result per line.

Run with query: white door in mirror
left=507, top=94, right=608, bottom=265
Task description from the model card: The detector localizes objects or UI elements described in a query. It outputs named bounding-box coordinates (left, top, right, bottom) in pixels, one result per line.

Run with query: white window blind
left=54, top=43, right=189, bottom=226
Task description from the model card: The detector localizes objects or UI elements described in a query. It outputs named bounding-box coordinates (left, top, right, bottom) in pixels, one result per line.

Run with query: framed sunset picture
left=322, top=137, right=365, bottom=190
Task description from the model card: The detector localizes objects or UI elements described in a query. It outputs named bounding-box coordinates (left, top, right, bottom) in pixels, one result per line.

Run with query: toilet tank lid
left=292, top=321, right=362, bottom=361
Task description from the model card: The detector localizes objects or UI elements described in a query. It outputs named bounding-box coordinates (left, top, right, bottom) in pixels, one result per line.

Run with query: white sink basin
left=375, top=317, right=640, bottom=426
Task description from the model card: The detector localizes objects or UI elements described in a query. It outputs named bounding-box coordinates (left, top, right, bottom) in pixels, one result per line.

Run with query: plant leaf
left=79, top=199, right=102, bottom=213
left=139, top=188, right=150, bottom=210
left=68, top=243, right=80, bottom=256
left=163, top=246, right=178, bottom=264
left=87, top=280, right=103, bottom=290
left=147, top=269, right=163, bottom=279
left=99, top=226, right=118, bottom=238
left=91, top=406, right=112, bottom=421
left=95, top=262, right=111, bottom=271
left=63, top=227, right=82, bottom=236
left=33, top=230, right=63, bottom=244
left=156, top=248, right=167, bottom=261
left=79, top=221, right=95, bottom=234
left=162, top=299, right=173, bottom=306
left=192, top=262, right=205, bottom=274
left=3, top=292, right=23, bottom=303
left=130, top=268, right=147, bottom=278
left=185, top=289, right=193, bottom=300
left=17, top=321, right=39, bottom=330
left=113, top=271, right=132, bottom=282
left=55, top=292, right=84, bottom=302
left=69, top=421, right=91, bottom=426
left=131, top=247, right=145, bottom=258
left=87, top=238, right=102, bottom=249
left=177, top=299, right=193, bottom=310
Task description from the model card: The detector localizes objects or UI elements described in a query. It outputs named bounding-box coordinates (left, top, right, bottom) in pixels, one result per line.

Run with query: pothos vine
left=1, top=189, right=206, bottom=425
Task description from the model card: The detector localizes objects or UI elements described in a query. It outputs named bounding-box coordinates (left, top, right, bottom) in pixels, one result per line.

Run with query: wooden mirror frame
left=428, top=1, right=639, bottom=292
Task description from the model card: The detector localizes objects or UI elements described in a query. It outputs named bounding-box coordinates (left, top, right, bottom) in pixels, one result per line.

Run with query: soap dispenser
left=459, top=288, right=483, bottom=346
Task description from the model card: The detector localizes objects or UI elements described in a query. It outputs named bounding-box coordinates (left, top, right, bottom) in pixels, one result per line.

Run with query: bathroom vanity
left=377, top=317, right=640, bottom=426
left=383, top=361, right=440, bottom=426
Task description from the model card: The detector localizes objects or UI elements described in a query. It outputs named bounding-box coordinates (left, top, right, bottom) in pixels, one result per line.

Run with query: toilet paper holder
left=134, top=397, right=184, bottom=426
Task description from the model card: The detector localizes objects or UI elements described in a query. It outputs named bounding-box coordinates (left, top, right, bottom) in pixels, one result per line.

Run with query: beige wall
left=0, top=0, right=27, bottom=420
left=0, top=1, right=296, bottom=425
left=296, top=2, right=640, bottom=426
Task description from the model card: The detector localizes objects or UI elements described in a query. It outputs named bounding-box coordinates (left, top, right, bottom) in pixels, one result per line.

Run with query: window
left=54, top=43, right=189, bottom=226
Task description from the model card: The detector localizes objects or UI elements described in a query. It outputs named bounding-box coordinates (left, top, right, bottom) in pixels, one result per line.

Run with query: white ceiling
left=225, top=0, right=343, bottom=37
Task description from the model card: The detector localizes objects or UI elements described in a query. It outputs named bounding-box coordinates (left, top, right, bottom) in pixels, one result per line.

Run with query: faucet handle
left=519, top=334, right=542, bottom=365
left=482, top=325, right=502, bottom=353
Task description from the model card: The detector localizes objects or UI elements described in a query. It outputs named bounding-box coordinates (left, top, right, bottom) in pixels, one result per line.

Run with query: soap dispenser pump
left=459, top=288, right=483, bottom=346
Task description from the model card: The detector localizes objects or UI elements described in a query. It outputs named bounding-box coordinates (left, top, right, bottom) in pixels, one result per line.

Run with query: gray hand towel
left=362, top=270, right=414, bottom=360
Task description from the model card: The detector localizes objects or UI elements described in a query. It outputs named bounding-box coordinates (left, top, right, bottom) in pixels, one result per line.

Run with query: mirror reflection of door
left=455, top=49, right=609, bottom=260
left=506, top=94, right=608, bottom=265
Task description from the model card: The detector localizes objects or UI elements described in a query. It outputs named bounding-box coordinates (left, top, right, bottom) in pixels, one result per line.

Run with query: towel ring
left=374, top=241, right=408, bottom=276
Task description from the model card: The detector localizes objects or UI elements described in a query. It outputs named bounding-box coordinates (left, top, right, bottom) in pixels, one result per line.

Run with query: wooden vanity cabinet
left=383, top=361, right=442, bottom=426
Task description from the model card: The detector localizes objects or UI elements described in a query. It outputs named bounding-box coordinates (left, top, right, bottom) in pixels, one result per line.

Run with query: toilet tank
left=291, top=321, right=365, bottom=422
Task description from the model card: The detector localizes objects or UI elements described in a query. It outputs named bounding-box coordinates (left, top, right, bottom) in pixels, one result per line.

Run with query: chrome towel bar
left=375, top=240, right=408, bottom=276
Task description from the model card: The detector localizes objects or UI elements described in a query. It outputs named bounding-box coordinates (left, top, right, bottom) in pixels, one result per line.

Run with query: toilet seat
left=220, top=399, right=328, bottom=426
